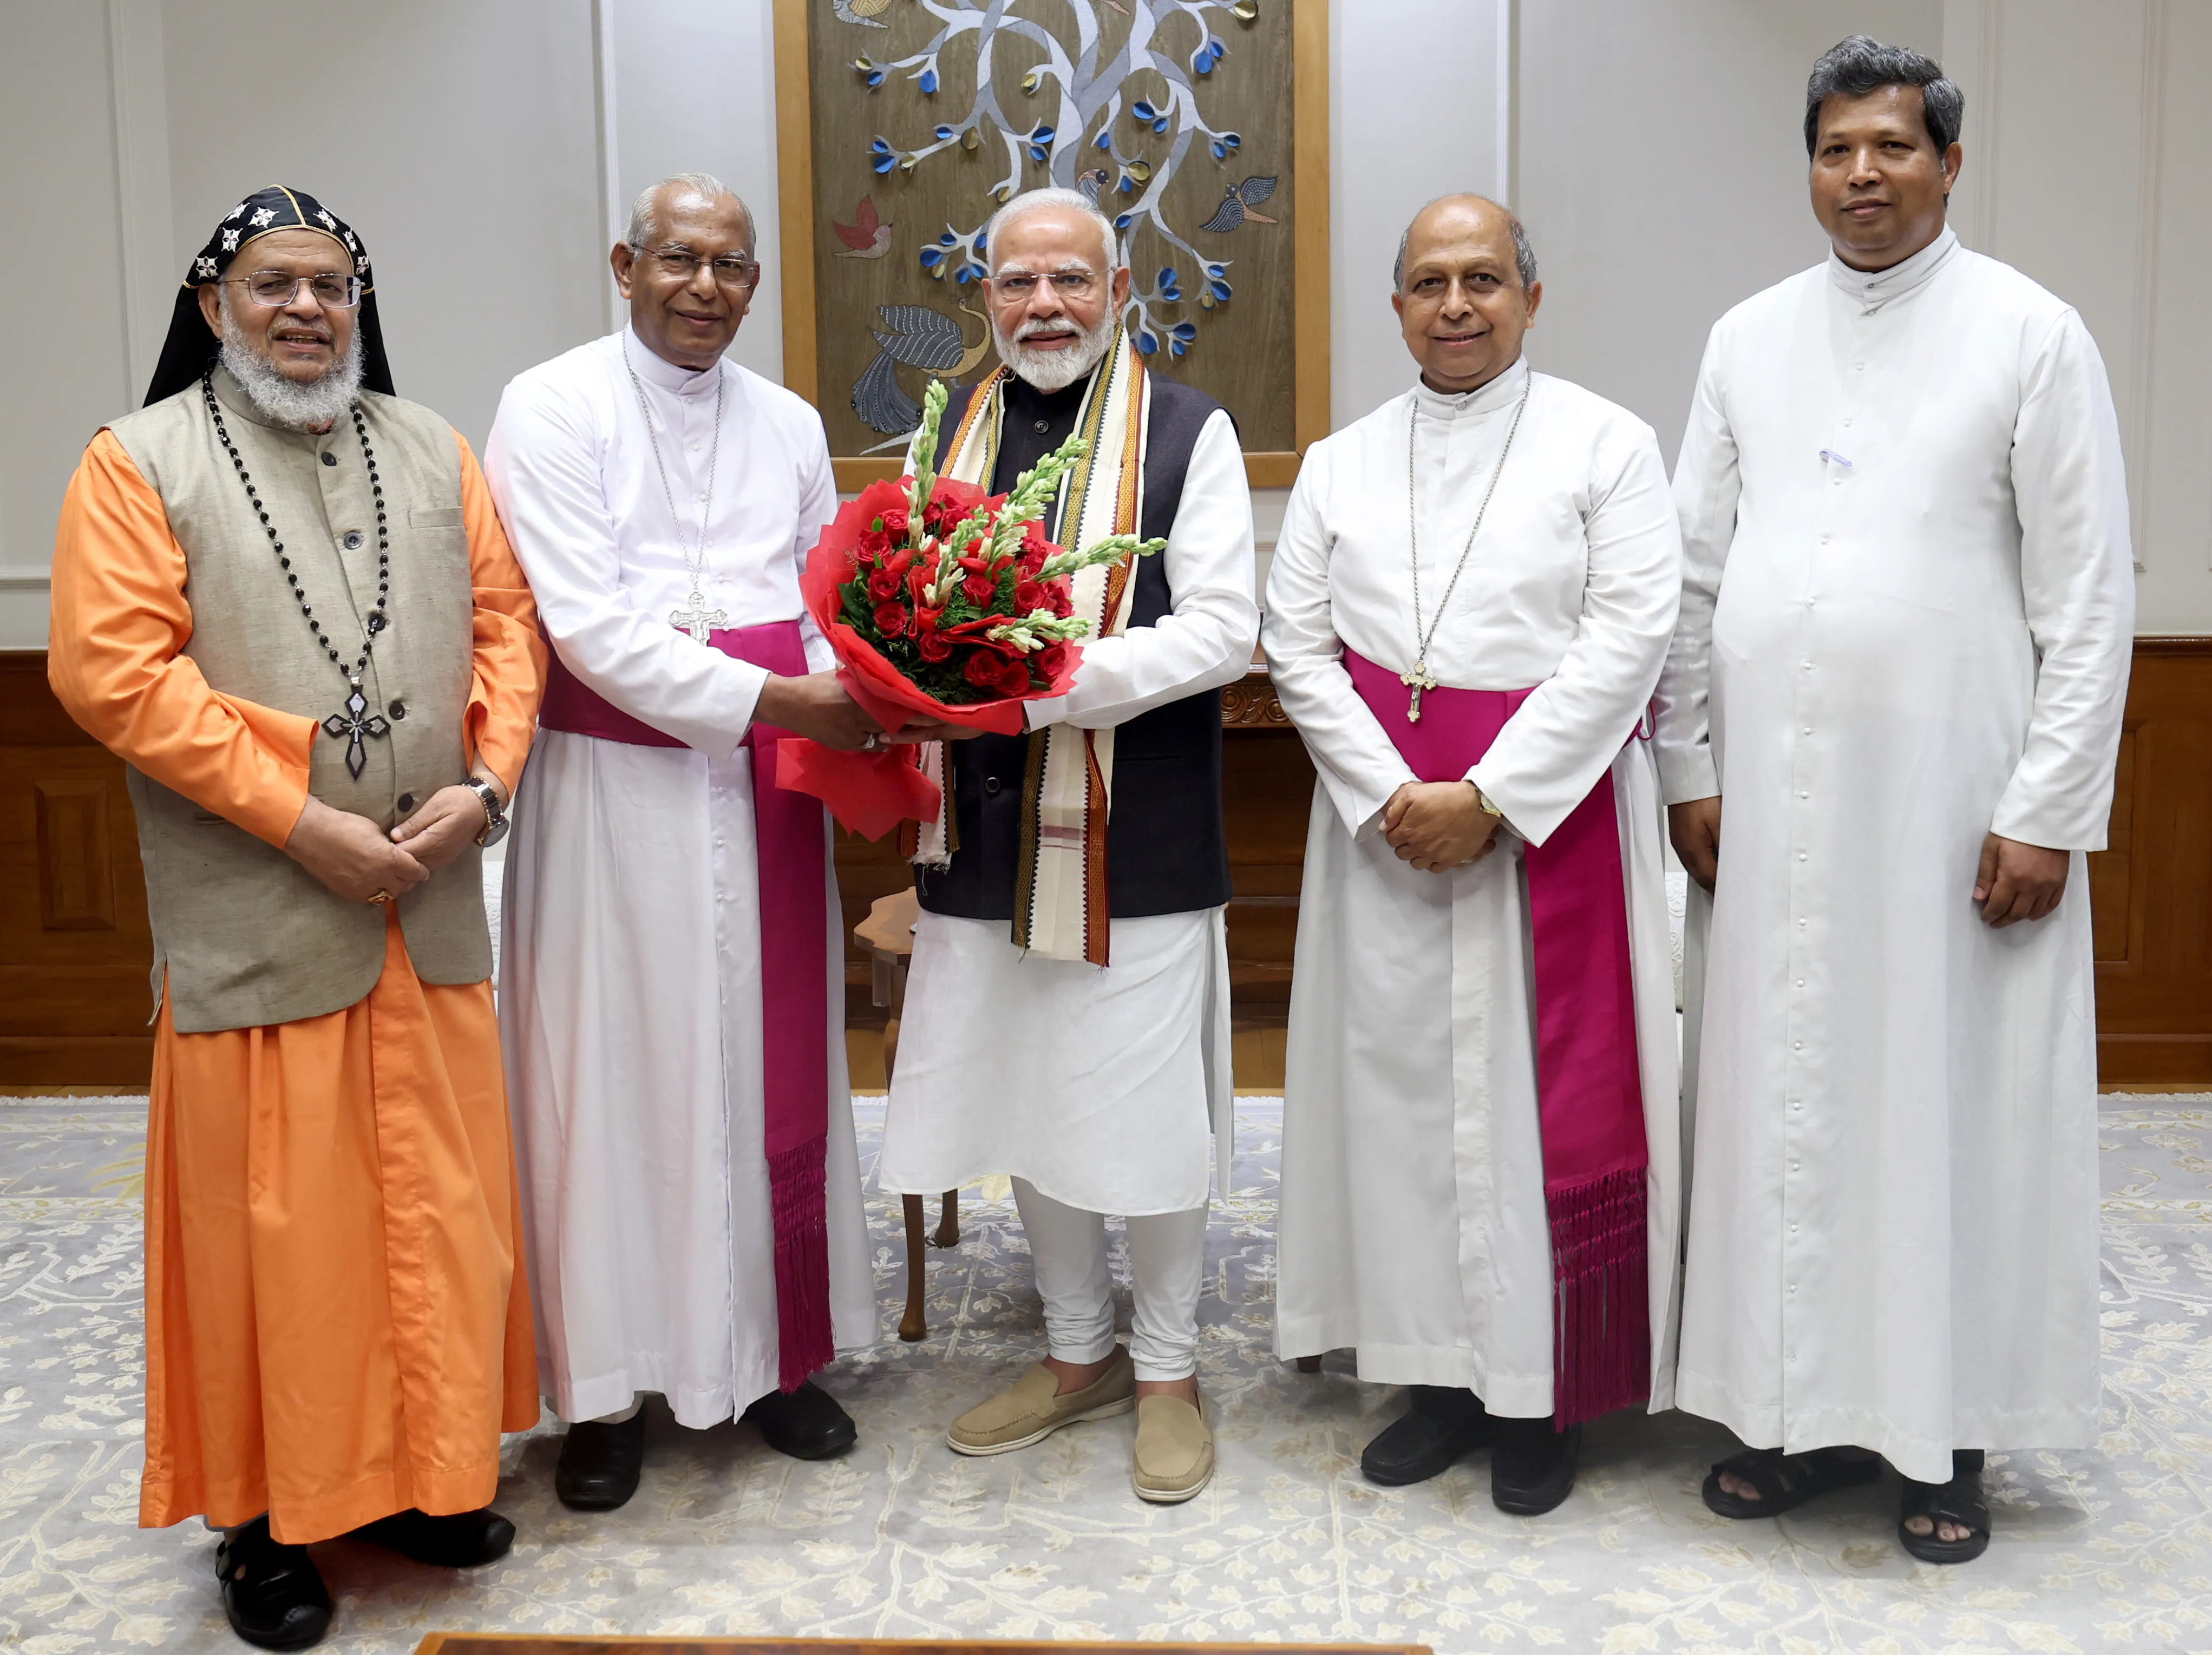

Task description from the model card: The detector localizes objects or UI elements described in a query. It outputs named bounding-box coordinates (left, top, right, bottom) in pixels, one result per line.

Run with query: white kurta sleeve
left=1024, top=408, right=1260, bottom=731
left=485, top=373, right=768, bottom=758
left=1990, top=308, right=2136, bottom=850
left=1466, top=419, right=1683, bottom=845
left=1261, top=446, right=1421, bottom=839
left=1652, top=326, right=1739, bottom=805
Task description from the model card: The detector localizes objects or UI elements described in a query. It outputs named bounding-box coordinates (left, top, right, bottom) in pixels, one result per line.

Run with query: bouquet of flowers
left=777, top=379, right=1164, bottom=838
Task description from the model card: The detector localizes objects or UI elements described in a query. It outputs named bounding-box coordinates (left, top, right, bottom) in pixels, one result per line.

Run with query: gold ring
left=367, top=889, right=392, bottom=905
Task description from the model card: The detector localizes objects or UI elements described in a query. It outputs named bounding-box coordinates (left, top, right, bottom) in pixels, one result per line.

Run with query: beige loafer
left=946, top=1346, right=1136, bottom=1456
left=1131, top=1392, right=1214, bottom=1503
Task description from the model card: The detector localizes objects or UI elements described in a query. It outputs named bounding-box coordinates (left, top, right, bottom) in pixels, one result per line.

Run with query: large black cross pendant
left=322, top=681, right=391, bottom=779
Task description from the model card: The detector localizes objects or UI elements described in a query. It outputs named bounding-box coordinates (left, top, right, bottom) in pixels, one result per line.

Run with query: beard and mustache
left=991, top=304, right=1117, bottom=393
left=216, top=285, right=367, bottom=431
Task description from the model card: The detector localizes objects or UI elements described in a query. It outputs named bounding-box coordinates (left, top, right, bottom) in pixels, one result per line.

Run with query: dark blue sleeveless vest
left=915, top=368, right=1233, bottom=922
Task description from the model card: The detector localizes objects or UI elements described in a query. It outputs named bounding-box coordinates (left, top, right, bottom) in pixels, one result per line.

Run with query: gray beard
left=217, top=307, right=366, bottom=431
left=994, top=310, right=1115, bottom=393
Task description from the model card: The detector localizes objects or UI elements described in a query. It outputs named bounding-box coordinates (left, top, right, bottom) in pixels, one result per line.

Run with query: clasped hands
left=285, top=776, right=504, bottom=905
left=1382, top=780, right=1502, bottom=873
left=1666, top=794, right=2069, bottom=928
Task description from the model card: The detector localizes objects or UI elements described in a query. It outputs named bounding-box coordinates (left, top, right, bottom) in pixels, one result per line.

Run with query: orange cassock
left=49, top=425, right=546, bottom=1545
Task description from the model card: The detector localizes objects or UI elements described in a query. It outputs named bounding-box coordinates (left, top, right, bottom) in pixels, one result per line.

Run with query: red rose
left=963, top=651, right=1003, bottom=689
left=1049, top=585, right=1074, bottom=618
left=995, top=658, right=1034, bottom=696
left=879, top=505, right=910, bottom=540
left=916, top=628, right=952, bottom=662
left=1034, top=642, right=1071, bottom=680
left=859, top=527, right=892, bottom=559
left=1014, top=580, right=1046, bottom=612
left=961, top=573, right=997, bottom=604
left=872, top=600, right=911, bottom=638
left=868, top=567, right=902, bottom=599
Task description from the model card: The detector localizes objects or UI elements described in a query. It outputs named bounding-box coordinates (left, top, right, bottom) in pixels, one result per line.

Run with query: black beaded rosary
left=201, top=372, right=393, bottom=778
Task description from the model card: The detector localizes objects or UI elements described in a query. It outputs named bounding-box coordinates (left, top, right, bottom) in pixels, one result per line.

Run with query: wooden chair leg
left=933, top=1187, right=960, bottom=1247
left=1295, top=1355, right=1321, bottom=1373
left=898, top=1192, right=928, bottom=1341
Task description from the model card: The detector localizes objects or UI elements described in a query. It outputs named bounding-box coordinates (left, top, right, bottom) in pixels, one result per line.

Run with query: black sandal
left=1701, top=1446, right=1880, bottom=1519
left=1899, top=1450, right=1990, bottom=1564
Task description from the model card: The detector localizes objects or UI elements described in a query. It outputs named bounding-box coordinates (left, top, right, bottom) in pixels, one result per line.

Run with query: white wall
left=2, top=0, right=2206, bottom=645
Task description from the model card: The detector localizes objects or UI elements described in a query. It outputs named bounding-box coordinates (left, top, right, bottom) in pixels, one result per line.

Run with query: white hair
left=983, top=187, right=1119, bottom=275
left=624, top=171, right=752, bottom=251
left=215, top=282, right=365, bottom=431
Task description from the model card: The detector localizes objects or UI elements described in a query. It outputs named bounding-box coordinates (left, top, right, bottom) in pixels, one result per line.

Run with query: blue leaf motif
left=1137, top=330, right=1159, bottom=354
left=919, top=67, right=938, bottom=94
left=1208, top=278, right=1232, bottom=301
left=920, top=247, right=943, bottom=268
left=934, top=124, right=954, bottom=141
left=1095, top=130, right=1112, bottom=149
left=1114, top=213, right=1133, bottom=229
left=1131, top=100, right=1156, bottom=122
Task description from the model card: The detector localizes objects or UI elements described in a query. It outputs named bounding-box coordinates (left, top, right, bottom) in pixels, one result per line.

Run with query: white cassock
left=1265, top=359, right=1684, bottom=1418
left=485, top=330, right=876, bottom=1428
left=1656, top=227, right=2134, bottom=1482
left=875, top=408, right=1258, bottom=1216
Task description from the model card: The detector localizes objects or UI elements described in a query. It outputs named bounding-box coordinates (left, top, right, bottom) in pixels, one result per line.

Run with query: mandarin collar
left=1004, top=363, right=1096, bottom=421
left=1409, top=355, right=1530, bottom=423
left=624, top=326, right=727, bottom=397
left=1827, top=223, right=1959, bottom=309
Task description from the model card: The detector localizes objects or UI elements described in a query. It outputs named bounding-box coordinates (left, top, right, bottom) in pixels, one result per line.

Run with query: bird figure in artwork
left=850, top=298, right=993, bottom=436
left=832, top=194, right=894, bottom=259
left=1201, top=175, right=1280, bottom=233
left=1075, top=167, right=1111, bottom=208
left=830, top=0, right=893, bottom=27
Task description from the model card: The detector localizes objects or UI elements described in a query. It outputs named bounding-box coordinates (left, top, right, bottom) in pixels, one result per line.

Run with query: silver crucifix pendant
left=322, top=680, right=391, bottom=779
left=1401, top=658, right=1439, bottom=724
left=671, top=589, right=728, bottom=643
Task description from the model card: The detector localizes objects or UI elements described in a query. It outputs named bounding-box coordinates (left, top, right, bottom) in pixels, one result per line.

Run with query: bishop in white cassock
left=1657, top=42, right=2134, bottom=1564
left=1266, top=197, right=1683, bottom=1517
left=486, top=176, right=880, bottom=1512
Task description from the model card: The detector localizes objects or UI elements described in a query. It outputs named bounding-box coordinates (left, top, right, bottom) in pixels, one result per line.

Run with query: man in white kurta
left=874, top=191, right=1258, bottom=1503
left=487, top=175, right=878, bottom=1510
left=1267, top=196, right=1682, bottom=1516
left=1658, top=40, right=2133, bottom=1561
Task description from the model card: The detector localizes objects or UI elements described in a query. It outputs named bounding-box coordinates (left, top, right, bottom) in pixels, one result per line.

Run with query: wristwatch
left=464, top=776, right=509, bottom=848
left=1471, top=784, right=1506, bottom=819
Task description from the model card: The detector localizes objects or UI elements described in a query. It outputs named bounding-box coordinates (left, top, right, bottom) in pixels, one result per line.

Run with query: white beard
left=217, top=301, right=367, bottom=431
left=994, top=310, right=1116, bottom=393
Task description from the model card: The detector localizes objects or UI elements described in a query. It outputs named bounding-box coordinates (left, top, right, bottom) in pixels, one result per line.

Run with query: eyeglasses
left=231, top=272, right=363, bottom=308
left=639, top=247, right=760, bottom=291
left=988, top=271, right=1098, bottom=300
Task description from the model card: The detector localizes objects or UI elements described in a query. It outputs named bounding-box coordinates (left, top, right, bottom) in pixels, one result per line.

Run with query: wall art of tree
left=808, top=0, right=1299, bottom=456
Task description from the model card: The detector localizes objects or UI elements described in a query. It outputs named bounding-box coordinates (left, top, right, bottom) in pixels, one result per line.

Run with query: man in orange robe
left=47, top=187, right=546, bottom=1652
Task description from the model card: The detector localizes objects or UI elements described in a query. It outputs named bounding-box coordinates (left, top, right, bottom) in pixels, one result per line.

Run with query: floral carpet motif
left=1, top=1094, right=2208, bottom=1652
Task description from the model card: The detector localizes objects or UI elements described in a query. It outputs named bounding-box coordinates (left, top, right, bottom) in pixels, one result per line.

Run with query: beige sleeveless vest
left=106, top=368, right=491, bottom=1033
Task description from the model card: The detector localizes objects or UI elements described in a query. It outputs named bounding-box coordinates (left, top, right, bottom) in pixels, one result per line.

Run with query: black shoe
left=1491, top=1415, right=1582, bottom=1515
left=1360, top=1386, right=1493, bottom=1486
left=743, top=1378, right=858, bottom=1460
left=555, top=1409, right=647, bottom=1510
left=217, top=1516, right=332, bottom=1651
left=350, top=1506, right=515, bottom=1568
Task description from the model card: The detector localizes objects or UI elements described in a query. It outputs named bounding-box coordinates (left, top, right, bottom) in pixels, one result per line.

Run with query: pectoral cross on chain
left=671, top=589, right=728, bottom=643
left=322, top=680, right=390, bottom=780
left=1401, top=658, right=1439, bottom=724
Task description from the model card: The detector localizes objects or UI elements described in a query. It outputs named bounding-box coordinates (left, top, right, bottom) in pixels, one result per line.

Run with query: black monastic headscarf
left=143, top=185, right=395, bottom=407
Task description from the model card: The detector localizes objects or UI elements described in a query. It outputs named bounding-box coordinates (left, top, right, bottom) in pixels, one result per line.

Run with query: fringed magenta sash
left=1344, top=648, right=1651, bottom=1426
left=540, top=621, right=833, bottom=1391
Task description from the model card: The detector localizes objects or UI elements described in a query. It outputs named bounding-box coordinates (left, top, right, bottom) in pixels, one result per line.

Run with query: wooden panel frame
left=771, top=0, right=1330, bottom=493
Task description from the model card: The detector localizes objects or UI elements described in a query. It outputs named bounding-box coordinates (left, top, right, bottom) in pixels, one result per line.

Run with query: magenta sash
left=540, top=624, right=834, bottom=1391
left=1344, top=648, right=1649, bottom=1425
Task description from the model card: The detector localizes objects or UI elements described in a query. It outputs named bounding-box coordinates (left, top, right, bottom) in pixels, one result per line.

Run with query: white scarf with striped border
left=911, top=329, right=1149, bottom=967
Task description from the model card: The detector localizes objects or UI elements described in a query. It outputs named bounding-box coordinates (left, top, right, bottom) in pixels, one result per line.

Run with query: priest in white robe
left=875, top=189, right=1258, bottom=1504
left=1657, top=40, right=2134, bottom=1564
left=1266, top=196, right=1683, bottom=1517
left=486, top=174, right=880, bottom=1512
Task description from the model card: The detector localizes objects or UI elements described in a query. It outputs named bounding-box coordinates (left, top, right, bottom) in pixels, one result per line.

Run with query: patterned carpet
left=2, top=1093, right=2209, bottom=1653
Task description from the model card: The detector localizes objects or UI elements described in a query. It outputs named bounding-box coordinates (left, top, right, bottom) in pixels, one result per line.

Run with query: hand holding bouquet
left=779, top=379, right=1165, bottom=837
